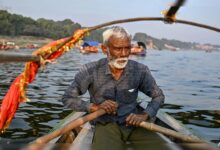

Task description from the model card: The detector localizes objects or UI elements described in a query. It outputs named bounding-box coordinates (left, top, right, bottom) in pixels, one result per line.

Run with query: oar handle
left=139, top=121, right=204, bottom=143
left=37, top=109, right=105, bottom=144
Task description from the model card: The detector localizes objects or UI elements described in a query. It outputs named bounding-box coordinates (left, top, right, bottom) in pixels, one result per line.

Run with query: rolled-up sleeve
left=61, top=65, right=93, bottom=112
left=139, top=66, right=165, bottom=118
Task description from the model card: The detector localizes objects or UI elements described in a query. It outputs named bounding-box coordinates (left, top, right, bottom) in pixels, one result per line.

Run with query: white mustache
left=115, top=57, right=128, bottom=62
left=109, top=57, right=128, bottom=69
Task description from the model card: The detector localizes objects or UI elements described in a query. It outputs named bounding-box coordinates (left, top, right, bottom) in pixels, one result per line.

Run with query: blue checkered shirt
left=62, top=58, right=165, bottom=124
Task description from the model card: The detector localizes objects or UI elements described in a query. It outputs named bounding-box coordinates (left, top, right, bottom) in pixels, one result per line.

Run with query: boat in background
left=131, top=41, right=146, bottom=56
left=79, top=41, right=99, bottom=54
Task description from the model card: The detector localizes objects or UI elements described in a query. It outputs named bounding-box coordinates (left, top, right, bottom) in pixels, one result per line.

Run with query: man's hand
left=99, top=100, right=118, bottom=114
left=126, top=113, right=148, bottom=126
left=89, top=100, right=118, bottom=114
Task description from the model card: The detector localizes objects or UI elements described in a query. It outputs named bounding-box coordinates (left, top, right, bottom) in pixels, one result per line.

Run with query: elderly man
left=62, top=26, right=166, bottom=150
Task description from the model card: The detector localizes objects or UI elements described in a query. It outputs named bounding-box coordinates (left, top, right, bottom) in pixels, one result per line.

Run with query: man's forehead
left=108, top=36, right=131, bottom=46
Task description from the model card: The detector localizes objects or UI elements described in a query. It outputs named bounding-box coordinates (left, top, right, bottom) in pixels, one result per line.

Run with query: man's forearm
left=144, top=95, right=165, bottom=118
left=62, top=96, right=90, bottom=112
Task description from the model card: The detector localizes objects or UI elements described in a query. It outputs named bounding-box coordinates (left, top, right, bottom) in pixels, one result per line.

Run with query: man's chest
left=90, top=72, right=141, bottom=103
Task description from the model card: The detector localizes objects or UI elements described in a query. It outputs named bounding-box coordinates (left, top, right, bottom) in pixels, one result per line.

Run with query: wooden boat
left=79, top=46, right=98, bottom=53
left=79, top=41, right=99, bottom=54
left=130, top=41, right=146, bottom=56
left=42, top=110, right=218, bottom=150
left=130, top=47, right=146, bottom=56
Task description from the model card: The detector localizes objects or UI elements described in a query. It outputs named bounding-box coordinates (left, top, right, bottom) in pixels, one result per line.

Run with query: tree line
left=0, top=10, right=81, bottom=39
left=1, top=10, right=217, bottom=50
left=0, top=10, right=107, bottom=42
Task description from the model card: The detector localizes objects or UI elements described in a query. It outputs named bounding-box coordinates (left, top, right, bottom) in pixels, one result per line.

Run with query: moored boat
left=131, top=41, right=146, bottom=56
left=79, top=41, right=99, bottom=53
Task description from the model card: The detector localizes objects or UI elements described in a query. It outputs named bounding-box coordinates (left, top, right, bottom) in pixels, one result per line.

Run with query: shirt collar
left=105, top=59, right=112, bottom=75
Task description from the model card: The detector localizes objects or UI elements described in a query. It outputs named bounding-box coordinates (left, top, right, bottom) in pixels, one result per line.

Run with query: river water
left=0, top=49, right=219, bottom=148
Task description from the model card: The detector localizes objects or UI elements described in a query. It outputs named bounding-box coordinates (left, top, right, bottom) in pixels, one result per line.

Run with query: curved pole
left=176, top=19, right=220, bottom=32
left=1, top=17, right=219, bottom=63
left=88, top=17, right=220, bottom=33
left=50, top=17, right=219, bottom=60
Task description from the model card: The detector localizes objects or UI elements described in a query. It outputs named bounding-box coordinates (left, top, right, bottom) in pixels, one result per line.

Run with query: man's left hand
left=125, top=113, right=148, bottom=126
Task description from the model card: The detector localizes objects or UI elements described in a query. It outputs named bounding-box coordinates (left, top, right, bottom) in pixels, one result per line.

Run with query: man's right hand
left=89, top=100, right=118, bottom=114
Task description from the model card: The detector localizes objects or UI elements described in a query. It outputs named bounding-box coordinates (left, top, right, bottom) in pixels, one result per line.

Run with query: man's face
left=107, top=36, right=131, bottom=69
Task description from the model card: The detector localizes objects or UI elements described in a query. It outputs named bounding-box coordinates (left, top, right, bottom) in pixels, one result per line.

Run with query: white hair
left=103, top=26, right=131, bottom=45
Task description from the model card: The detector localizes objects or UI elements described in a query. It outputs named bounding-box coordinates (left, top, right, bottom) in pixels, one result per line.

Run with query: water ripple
left=0, top=49, right=219, bottom=145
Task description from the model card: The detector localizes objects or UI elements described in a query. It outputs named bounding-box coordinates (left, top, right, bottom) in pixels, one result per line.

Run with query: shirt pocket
left=102, top=88, right=116, bottom=101
left=118, top=88, right=138, bottom=104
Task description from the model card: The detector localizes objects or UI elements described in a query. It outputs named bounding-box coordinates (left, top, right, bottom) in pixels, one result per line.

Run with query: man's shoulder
left=128, top=60, right=148, bottom=71
left=81, top=58, right=106, bottom=72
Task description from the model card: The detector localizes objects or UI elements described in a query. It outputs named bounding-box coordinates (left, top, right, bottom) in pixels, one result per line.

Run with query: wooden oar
left=27, top=109, right=209, bottom=150
left=36, top=110, right=205, bottom=144
left=139, top=121, right=204, bottom=143
left=0, top=52, right=40, bottom=63
left=178, top=143, right=219, bottom=150
left=26, top=109, right=106, bottom=150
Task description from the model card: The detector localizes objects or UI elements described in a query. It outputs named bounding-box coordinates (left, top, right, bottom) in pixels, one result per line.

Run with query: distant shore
left=1, top=35, right=219, bottom=52
left=0, top=35, right=53, bottom=50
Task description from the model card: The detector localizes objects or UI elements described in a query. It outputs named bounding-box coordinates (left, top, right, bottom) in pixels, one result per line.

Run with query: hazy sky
left=0, top=0, right=219, bottom=45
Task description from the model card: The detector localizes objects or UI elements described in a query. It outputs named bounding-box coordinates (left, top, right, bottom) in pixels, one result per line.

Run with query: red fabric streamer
left=0, top=29, right=88, bottom=131
left=0, top=76, right=22, bottom=129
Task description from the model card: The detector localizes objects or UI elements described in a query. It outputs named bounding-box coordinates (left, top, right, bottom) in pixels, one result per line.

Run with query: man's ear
left=101, top=44, right=107, bottom=54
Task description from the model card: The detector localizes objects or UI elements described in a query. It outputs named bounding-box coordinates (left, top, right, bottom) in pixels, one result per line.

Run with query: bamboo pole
left=1, top=17, right=219, bottom=64
left=38, top=17, right=220, bottom=64
left=0, top=52, right=40, bottom=63
left=88, top=17, right=220, bottom=33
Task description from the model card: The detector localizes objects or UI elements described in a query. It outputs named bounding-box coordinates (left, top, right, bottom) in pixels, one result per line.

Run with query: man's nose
left=121, top=48, right=129, bottom=57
